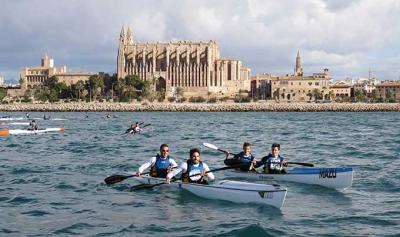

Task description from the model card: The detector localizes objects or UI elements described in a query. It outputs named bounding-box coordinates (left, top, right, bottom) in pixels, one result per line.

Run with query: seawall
left=0, top=102, right=399, bottom=112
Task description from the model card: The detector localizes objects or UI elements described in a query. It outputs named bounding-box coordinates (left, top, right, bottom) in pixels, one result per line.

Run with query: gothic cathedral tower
left=294, top=50, right=303, bottom=76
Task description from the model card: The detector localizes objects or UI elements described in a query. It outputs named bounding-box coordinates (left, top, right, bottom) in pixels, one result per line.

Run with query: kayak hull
left=134, top=175, right=287, bottom=209
left=0, top=128, right=64, bottom=136
left=225, top=167, right=353, bottom=189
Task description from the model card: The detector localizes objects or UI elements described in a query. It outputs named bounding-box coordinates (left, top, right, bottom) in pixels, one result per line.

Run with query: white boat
left=134, top=175, right=287, bottom=209
left=0, top=127, right=64, bottom=136
left=0, top=117, right=25, bottom=121
left=224, top=167, right=353, bottom=189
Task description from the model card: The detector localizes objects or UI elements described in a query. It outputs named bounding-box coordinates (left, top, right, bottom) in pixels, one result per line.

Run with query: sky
left=1, top=0, right=400, bottom=83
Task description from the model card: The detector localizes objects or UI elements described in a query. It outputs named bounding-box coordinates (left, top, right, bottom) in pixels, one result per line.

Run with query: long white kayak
left=0, top=117, right=25, bottom=121
left=134, top=175, right=287, bottom=209
left=225, top=167, right=353, bottom=189
left=0, top=128, right=64, bottom=136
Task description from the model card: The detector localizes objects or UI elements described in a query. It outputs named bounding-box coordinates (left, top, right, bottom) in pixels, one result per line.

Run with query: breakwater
left=0, top=102, right=399, bottom=112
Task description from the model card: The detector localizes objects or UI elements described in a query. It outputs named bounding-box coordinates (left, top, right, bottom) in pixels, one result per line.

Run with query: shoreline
left=0, top=102, right=399, bottom=112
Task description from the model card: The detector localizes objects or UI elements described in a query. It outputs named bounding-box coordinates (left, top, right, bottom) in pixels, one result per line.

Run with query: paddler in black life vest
left=28, top=120, right=38, bottom=131
left=166, top=148, right=214, bottom=184
left=224, top=142, right=257, bottom=171
left=136, top=144, right=178, bottom=178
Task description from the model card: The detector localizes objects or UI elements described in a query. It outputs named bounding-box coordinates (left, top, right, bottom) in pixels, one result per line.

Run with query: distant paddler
left=43, top=114, right=51, bottom=120
left=125, top=122, right=142, bottom=134
left=28, top=120, right=38, bottom=131
left=26, top=113, right=30, bottom=119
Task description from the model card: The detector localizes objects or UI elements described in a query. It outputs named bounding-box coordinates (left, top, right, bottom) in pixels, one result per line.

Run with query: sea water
left=0, top=112, right=399, bottom=236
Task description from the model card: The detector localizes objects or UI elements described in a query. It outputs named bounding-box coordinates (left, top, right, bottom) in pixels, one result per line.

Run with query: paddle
left=286, top=162, right=314, bottom=167
left=104, top=171, right=150, bottom=185
left=202, top=142, right=235, bottom=155
left=131, top=164, right=245, bottom=191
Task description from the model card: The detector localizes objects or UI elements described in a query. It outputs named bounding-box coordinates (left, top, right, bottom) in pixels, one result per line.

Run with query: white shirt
left=138, top=156, right=178, bottom=174
left=167, top=161, right=215, bottom=181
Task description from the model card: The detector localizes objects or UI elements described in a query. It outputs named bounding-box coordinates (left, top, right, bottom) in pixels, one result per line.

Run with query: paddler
left=133, top=122, right=141, bottom=133
left=167, top=148, right=214, bottom=184
left=136, top=144, right=178, bottom=178
left=224, top=142, right=257, bottom=172
left=255, top=143, right=287, bottom=174
left=28, top=120, right=38, bottom=130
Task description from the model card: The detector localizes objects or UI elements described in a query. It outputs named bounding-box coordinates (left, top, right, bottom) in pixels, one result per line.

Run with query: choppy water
left=0, top=112, right=399, bottom=236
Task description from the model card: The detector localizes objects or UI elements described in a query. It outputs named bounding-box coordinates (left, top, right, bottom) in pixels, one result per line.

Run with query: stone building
left=252, top=51, right=330, bottom=101
left=117, top=27, right=251, bottom=98
left=20, top=53, right=96, bottom=89
left=330, top=82, right=352, bottom=98
left=375, top=81, right=400, bottom=100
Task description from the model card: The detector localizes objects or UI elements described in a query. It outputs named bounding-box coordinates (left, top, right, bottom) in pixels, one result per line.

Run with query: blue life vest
left=150, top=154, right=171, bottom=178
left=236, top=152, right=254, bottom=164
left=182, top=160, right=207, bottom=184
left=264, top=154, right=285, bottom=174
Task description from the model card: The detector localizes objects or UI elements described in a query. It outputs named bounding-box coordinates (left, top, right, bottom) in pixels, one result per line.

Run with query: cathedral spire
left=119, top=26, right=126, bottom=44
left=126, top=27, right=133, bottom=44
left=295, top=50, right=303, bottom=76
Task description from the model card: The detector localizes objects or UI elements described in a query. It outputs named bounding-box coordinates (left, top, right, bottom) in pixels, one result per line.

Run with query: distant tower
left=41, top=52, right=54, bottom=68
left=294, top=50, right=303, bottom=76
left=117, top=26, right=126, bottom=79
left=126, top=27, right=134, bottom=45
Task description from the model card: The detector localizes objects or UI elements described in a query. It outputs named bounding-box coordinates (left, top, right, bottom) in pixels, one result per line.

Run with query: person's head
left=271, top=143, right=280, bottom=157
left=159, top=144, right=169, bottom=157
left=189, top=148, right=201, bottom=164
left=243, top=142, right=251, bottom=155
left=32, top=120, right=36, bottom=123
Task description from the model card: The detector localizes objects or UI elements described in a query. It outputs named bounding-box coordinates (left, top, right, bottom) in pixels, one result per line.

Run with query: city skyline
left=1, top=0, right=400, bottom=83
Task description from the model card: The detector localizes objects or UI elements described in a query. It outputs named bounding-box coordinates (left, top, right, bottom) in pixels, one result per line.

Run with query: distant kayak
left=0, top=117, right=25, bottom=121
left=0, top=128, right=65, bottom=136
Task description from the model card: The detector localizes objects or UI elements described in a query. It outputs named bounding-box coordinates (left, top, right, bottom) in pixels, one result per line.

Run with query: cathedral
left=117, top=27, right=251, bottom=98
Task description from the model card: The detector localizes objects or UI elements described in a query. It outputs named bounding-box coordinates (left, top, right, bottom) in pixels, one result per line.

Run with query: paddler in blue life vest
left=224, top=142, right=258, bottom=172
left=136, top=144, right=178, bottom=178
left=166, top=148, right=214, bottom=184
left=255, top=143, right=288, bottom=174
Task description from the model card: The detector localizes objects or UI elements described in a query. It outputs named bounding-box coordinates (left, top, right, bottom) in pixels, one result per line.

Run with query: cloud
left=0, top=0, right=400, bottom=82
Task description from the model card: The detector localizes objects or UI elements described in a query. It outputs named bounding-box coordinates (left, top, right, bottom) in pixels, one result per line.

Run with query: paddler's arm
left=254, top=156, right=267, bottom=168
left=202, top=163, right=215, bottom=181
left=166, top=162, right=185, bottom=183
left=136, top=157, right=156, bottom=176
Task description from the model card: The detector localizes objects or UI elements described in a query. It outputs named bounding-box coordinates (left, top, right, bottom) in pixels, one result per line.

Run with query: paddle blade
left=287, top=162, right=314, bottom=167
left=202, top=142, right=218, bottom=150
left=104, top=174, right=133, bottom=185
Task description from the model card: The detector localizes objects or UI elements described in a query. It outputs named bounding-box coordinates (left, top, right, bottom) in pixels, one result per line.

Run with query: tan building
left=253, top=51, right=330, bottom=101
left=56, top=72, right=97, bottom=85
left=330, top=82, right=352, bottom=98
left=375, top=81, right=400, bottom=100
left=117, top=27, right=251, bottom=98
left=20, top=53, right=96, bottom=89
left=21, top=53, right=66, bottom=89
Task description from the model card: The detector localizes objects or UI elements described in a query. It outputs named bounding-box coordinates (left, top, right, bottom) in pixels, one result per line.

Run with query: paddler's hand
left=224, top=151, right=230, bottom=159
left=201, top=170, right=207, bottom=177
left=252, top=159, right=257, bottom=165
left=167, top=166, right=173, bottom=173
left=282, top=161, right=288, bottom=167
left=135, top=171, right=141, bottom=176
left=166, top=177, right=171, bottom=184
